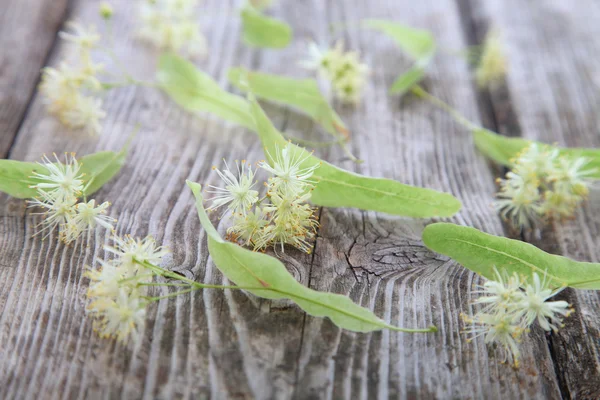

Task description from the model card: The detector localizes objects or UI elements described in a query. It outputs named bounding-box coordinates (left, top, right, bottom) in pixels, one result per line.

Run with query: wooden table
left=1, top=0, right=599, bottom=398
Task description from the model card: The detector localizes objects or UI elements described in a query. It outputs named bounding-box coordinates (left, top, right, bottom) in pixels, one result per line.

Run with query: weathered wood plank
left=289, top=1, right=560, bottom=398
left=0, top=0, right=69, bottom=158
left=462, top=0, right=600, bottom=397
left=0, top=0, right=572, bottom=398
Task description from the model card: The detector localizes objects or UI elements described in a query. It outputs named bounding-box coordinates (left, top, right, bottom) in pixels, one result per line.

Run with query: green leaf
left=473, top=128, right=600, bottom=178
left=79, top=147, right=129, bottom=196
left=0, top=147, right=128, bottom=199
left=364, top=20, right=436, bottom=95
left=228, top=67, right=348, bottom=138
left=0, top=160, right=43, bottom=198
left=422, top=223, right=600, bottom=289
left=188, top=181, right=435, bottom=333
left=250, top=97, right=461, bottom=217
left=240, top=6, right=292, bottom=49
left=156, top=53, right=255, bottom=130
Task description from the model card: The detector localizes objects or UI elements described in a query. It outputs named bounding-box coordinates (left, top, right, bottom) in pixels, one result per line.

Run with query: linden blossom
left=494, top=143, right=596, bottom=229
left=475, top=28, right=507, bottom=88
left=40, top=21, right=106, bottom=136
left=27, top=153, right=115, bottom=243
left=301, top=40, right=369, bottom=104
left=463, top=268, right=572, bottom=366
left=137, top=0, right=207, bottom=57
left=207, top=144, right=319, bottom=254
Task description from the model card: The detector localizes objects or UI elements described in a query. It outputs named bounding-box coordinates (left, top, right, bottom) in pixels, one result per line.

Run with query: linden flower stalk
left=463, top=268, right=572, bottom=366
left=28, top=153, right=115, bottom=243
left=494, top=143, right=595, bottom=229
left=302, top=41, right=369, bottom=104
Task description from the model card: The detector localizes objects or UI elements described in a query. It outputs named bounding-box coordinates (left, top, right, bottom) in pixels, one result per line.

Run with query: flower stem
left=411, top=85, right=480, bottom=132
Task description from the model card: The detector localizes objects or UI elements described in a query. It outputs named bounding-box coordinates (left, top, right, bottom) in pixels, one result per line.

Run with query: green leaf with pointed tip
left=250, top=98, right=461, bottom=217
left=0, top=148, right=128, bottom=199
left=188, top=181, right=435, bottom=333
left=364, top=20, right=436, bottom=95
left=473, top=128, right=600, bottom=178
left=422, top=223, right=600, bottom=289
left=240, top=6, right=292, bottom=49
left=156, top=53, right=255, bottom=129
left=79, top=147, right=129, bottom=196
left=228, top=67, right=348, bottom=137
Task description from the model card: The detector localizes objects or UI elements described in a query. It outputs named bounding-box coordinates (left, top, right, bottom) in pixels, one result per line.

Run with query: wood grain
left=0, top=0, right=69, bottom=158
left=0, top=0, right=594, bottom=398
left=463, top=0, right=600, bottom=397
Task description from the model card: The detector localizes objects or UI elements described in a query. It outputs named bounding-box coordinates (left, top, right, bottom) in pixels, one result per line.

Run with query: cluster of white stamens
left=207, top=144, right=320, bottom=254
left=28, top=153, right=115, bottom=243
left=462, top=268, right=572, bottom=366
left=40, top=21, right=106, bottom=135
left=85, top=234, right=169, bottom=343
left=137, top=0, right=207, bottom=57
left=302, top=41, right=369, bottom=104
left=494, top=143, right=595, bottom=229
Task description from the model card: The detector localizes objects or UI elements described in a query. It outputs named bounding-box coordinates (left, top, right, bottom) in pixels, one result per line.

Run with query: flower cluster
left=302, top=41, right=369, bottom=104
left=40, top=21, right=106, bottom=135
left=138, top=0, right=207, bottom=57
left=462, top=268, right=572, bottom=366
left=494, top=143, right=595, bottom=229
left=207, top=145, right=320, bottom=254
left=86, top=234, right=169, bottom=343
left=28, top=153, right=115, bottom=243
left=475, top=28, right=507, bottom=88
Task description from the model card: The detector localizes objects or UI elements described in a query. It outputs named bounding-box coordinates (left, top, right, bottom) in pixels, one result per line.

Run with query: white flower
left=515, top=273, right=572, bottom=331
left=465, top=268, right=573, bottom=366
left=86, top=234, right=171, bottom=343
left=62, top=200, right=116, bottom=243
left=301, top=41, right=368, bottom=104
left=228, top=208, right=269, bottom=245
left=259, top=145, right=320, bottom=197
left=463, top=309, right=523, bottom=365
left=87, top=288, right=147, bottom=343
left=472, top=268, right=523, bottom=312
left=476, top=28, right=507, bottom=88
left=28, top=191, right=78, bottom=238
left=59, top=21, right=101, bottom=54
left=300, top=41, right=343, bottom=77
left=207, top=160, right=259, bottom=215
left=30, top=153, right=85, bottom=200
left=59, top=94, right=106, bottom=136
left=104, top=234, right=169, bottom=273
left=494, top=171, right=542, bottom=229
left=85, top=260, right=124, bottom=299
left=138, top=0, right=207, bottom=57
left=259, top=191, right=318, bottom=253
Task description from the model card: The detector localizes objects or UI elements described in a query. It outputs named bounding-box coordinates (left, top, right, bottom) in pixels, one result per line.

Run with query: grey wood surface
left=0, top=0, right=597, bottom=398
left=0, top=0, right=69, bottom=157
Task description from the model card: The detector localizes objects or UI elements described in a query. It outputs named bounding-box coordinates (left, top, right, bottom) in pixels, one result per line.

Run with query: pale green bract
left=250, top=98, right=462, bottom=217
left=240, top=5, right=292, bottom=49
left=188, top=181, right=435, bottom=333
left=0, top=149, right=128, bottom=199
left=157, top=54, right=461, bottom=217
left=422, top=223, right=600, bottom=290
left=364, top=20, right=436, bottom=95
left=228, top=67, right=348, bottom=138
left=474, top=128, right=600, bottom=178
left=156, top=54, right=255, bottom=129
